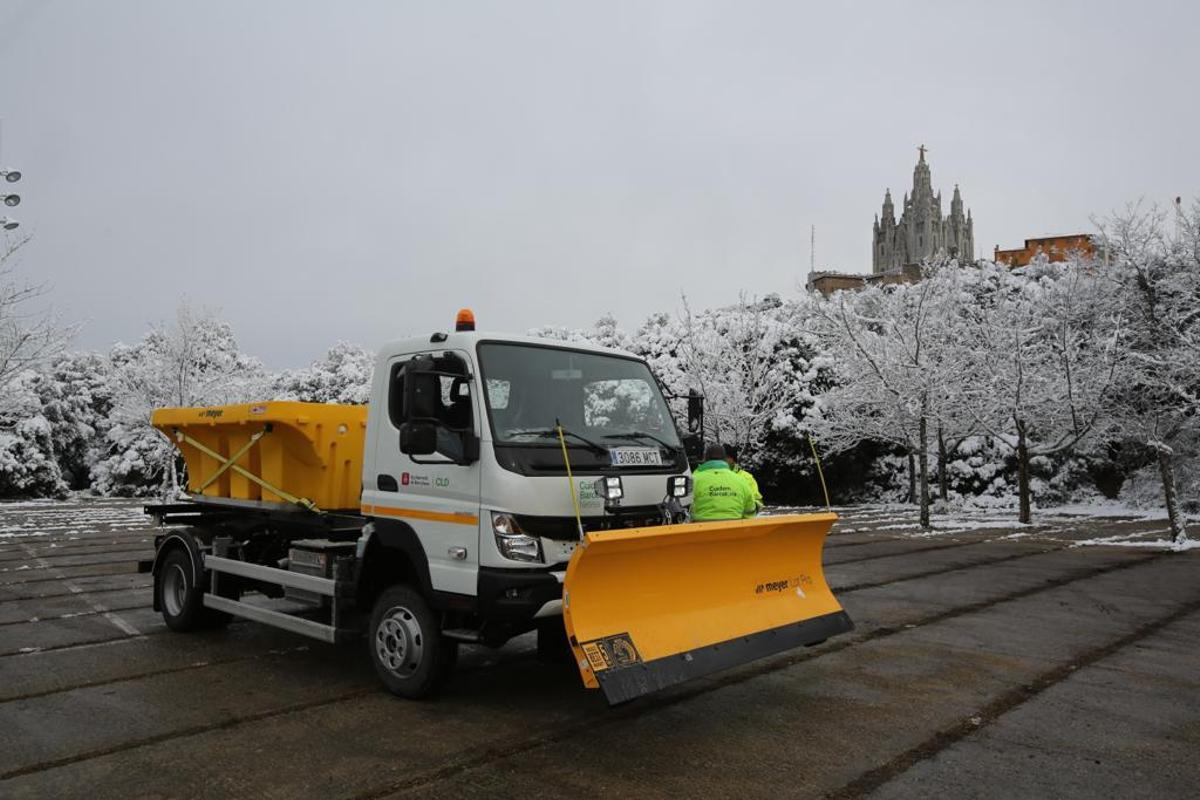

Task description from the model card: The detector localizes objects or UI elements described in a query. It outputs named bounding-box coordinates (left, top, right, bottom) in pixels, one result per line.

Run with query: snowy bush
left=32, top=352, right=113, bottom=490
left=274, top=341, right=374, bottom=405
left=0, top=373, right=66, bottom=498
left=91, top=303, right=270, bottom=497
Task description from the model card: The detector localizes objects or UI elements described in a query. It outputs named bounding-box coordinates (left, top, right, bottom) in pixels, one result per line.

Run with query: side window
left=386, top=354, right=475, bottom=463
left=437, top=374, right=473, bottom=433
left=386, top=356, right=473, bottom=433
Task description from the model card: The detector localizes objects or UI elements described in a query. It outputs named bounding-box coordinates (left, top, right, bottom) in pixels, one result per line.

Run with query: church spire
left=873, top=145, right=976, bottom=273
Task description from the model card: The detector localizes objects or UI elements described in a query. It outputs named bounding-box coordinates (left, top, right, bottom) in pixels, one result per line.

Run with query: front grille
left=515, top=507, right=665, bottom=541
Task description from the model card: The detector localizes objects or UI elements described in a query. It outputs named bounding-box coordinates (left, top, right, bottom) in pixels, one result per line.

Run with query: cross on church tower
left=918, top=144, right=927, bottom=162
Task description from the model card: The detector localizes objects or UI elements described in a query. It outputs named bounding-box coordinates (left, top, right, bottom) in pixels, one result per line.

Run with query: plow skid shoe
left=563, top=513, right=853, bottom=704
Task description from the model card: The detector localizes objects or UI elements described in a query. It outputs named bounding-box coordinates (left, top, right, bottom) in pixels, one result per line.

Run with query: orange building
left=994, top=234, right=1096, bottom=267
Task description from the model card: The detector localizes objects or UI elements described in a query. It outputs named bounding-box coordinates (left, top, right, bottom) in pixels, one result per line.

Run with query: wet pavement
left=0, top=498, right=1196, bottom=799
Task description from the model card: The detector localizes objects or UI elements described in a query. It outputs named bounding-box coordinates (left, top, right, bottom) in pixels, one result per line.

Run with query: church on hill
left=872, top=146, right=975, bottom=273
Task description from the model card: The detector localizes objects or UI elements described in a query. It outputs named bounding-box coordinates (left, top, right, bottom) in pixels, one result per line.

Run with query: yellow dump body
left=151, top=402, right=368, bottom=512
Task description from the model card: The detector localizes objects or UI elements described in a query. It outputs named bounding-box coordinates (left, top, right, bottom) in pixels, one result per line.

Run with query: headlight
left=594, top=475, right=624, bottom=502
left=491, top=512, right=542, bottom=563
left=667, top=475, right=693, bottom=498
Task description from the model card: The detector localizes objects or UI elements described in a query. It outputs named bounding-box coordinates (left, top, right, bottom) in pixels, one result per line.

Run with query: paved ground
left=0, top=499, right=1197, bottom=799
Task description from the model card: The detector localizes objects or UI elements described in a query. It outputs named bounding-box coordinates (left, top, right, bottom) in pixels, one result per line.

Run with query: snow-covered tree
left=677, top=293, right=817, bottom=458
left=274, top=341, right=374, bottom=404
left=811, top=262, right=969, bottom=527
left=0, top=233, right=72, bottom=392
left=1097, top=200, right=1200, bottom=543
left=32, top=352, right=113, bottom=489
left=92, top=302, right=270, bottom=496
left=956, top=259, right=1123, bottom=524
left=0, top=371, right=66, bottom=497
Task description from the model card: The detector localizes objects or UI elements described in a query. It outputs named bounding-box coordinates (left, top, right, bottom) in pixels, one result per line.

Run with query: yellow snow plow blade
left=562, top=512, right=852, bottom=704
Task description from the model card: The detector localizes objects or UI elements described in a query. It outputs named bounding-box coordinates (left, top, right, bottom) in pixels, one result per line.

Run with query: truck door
left=368, top=350, right=482, bottom=597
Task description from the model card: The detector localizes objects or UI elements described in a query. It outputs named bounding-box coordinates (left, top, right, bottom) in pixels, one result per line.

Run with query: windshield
left=477, top=343, right=683, bottom=449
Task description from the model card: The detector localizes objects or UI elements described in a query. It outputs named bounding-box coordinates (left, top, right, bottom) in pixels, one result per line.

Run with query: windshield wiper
left=603, top=431, right=679, bottom=451
left=505, top=427, right=608, bottom=454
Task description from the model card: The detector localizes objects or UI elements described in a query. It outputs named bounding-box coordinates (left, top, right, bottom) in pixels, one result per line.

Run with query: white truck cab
left=358, top=321, right=695, bottom=639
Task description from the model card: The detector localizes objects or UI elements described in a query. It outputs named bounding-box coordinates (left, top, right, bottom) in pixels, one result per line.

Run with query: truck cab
left=357, top=324, right=695, bottom=686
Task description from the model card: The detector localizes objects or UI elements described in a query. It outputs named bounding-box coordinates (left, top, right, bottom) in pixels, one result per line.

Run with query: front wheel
left=368, top=585, right=457, bottom=699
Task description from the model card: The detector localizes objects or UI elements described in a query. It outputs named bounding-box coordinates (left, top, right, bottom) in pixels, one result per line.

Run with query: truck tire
left=158, top=548, right=207, bottom=631
left=157, top=548, right=231, bottom=631
left=368, top=584, right=457, bottom=699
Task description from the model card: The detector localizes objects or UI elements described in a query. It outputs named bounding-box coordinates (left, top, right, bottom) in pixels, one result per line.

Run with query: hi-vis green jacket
left=691, top=460, right=756, bottom=521
left=734, top=467, right=763, bottom=512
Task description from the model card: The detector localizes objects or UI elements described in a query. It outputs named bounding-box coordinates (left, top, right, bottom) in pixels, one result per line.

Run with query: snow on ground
left=0, top=497, right=150, bottom=539
left=767, top=501, right=1195, bottom=550
left=1072, top=533, right=1199, bottom=552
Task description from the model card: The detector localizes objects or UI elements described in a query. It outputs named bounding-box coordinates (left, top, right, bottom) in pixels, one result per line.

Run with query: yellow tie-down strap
left=561, top=512, right=854, bottom=704
left=175, top=429, right=318, bottom=512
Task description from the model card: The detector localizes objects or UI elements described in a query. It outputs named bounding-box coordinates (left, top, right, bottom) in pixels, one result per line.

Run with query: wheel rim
left=163, top=563, right=188, bottom=617
left=374, top=605, right=424, bottom=680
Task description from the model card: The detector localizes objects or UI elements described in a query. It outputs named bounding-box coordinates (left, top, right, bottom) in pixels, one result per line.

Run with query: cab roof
left=375, top=330, right=641, bottom=362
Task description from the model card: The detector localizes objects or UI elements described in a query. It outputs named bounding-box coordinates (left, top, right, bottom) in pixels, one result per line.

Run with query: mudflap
left=562, top=513, right=853, bottom=704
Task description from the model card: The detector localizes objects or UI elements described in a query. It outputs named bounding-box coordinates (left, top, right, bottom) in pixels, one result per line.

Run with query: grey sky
left=1, top=0, right=1196, bottom=368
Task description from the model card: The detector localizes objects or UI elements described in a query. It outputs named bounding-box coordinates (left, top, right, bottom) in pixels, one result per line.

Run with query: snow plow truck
left=143, top=310, right=852, bottom=704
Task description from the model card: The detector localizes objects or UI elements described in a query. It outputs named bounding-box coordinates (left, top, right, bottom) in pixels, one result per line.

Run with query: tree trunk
left=162, top=453, right=178, bottom=501
left=1016, top=419, right=1032, bottom=525
left=918, top=414, right=931, bottom=529
left=937, top=425, right=948, bottom=501
left=1155, top=444, right=1188, bottom=544
left=907, top=450, right=916, bottom=505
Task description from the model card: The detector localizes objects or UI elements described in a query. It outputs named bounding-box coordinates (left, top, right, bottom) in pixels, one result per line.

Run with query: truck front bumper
left=476, top=565, right=566, bottom=621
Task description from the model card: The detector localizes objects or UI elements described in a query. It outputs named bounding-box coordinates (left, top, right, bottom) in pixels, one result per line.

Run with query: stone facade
left=872, top=147, right=974, bottom=273
left=806, top=264, right=922, bottom=297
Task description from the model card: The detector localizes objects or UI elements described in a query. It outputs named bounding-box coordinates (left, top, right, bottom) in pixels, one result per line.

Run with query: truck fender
left=150, top=530, right=207, bottom=612
left=356, top=518, right=436, bottom=605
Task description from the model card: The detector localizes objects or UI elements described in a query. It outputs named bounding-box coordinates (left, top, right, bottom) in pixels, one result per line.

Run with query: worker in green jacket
left=691, top=444, right=756, bottom=521
left=725, top=445, right=763, bottom=513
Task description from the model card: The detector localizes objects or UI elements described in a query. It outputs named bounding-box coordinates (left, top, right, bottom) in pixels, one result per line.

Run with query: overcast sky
left=1, top=0, right=1197, bottom=368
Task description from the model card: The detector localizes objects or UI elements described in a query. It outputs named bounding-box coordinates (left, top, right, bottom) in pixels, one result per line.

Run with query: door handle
left=377, top=474, right=398, bottom=492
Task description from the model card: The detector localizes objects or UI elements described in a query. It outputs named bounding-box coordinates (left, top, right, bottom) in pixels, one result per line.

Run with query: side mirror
left=687, top=389, right=704, bottom=433
left=404, top=355, right=439, bottom=421
left=400, top=422, right=437, bottom=456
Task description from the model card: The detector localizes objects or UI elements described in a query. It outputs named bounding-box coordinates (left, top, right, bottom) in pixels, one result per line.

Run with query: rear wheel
left=157, top=548, right=231, bottom=631
left=158, top=549, right=205, bottom=631
left=368, top=584, right=457, bottom=699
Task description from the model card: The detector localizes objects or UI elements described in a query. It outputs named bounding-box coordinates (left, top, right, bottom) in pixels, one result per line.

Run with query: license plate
left=609, top=447, right=663, bottom=466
